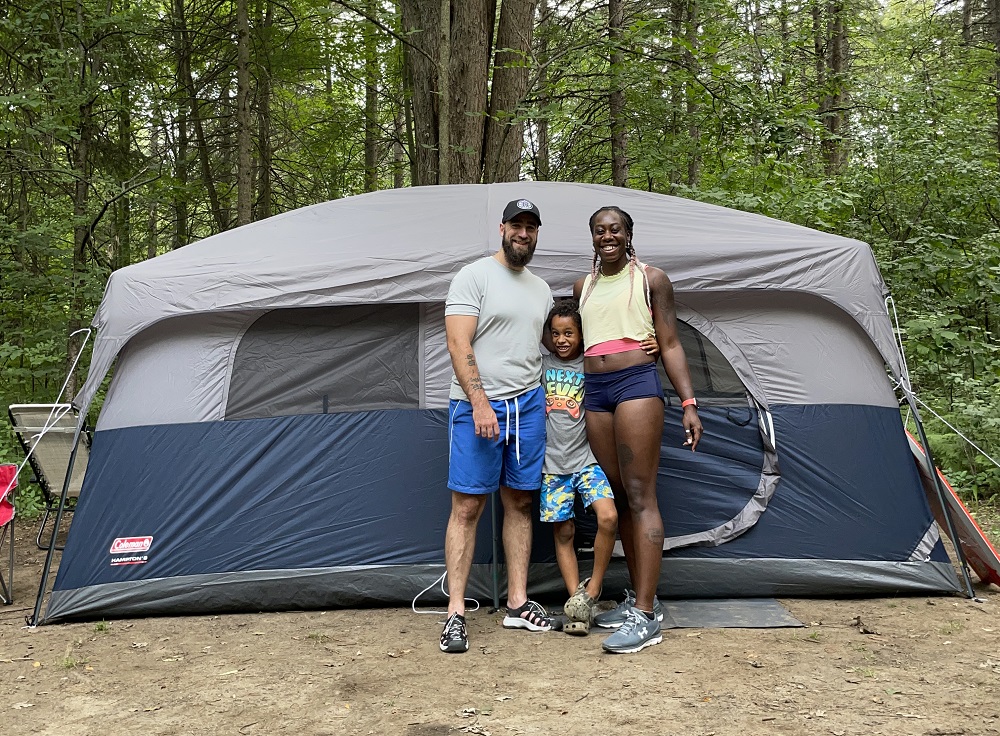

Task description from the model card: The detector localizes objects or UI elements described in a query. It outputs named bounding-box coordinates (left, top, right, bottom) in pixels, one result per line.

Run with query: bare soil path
left=3, top=524, right=999, bottom=736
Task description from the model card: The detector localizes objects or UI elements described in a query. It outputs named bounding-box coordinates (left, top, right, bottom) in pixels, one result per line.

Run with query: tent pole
left=904, top=392, right=977, bottom=600
left=490, top=493, right=500, bottom=612
left=28, top=414, right=85, bottom=627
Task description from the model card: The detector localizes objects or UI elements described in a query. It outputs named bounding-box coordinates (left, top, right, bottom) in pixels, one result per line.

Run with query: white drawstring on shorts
left=502, top=396, right=521, bottom=463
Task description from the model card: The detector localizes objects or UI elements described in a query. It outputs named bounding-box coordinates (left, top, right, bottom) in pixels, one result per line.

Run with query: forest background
left=0, top=0, right=998, bottom=514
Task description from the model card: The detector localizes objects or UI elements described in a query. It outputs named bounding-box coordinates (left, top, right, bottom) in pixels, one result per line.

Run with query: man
left=439, top=199, right=554, bottom=654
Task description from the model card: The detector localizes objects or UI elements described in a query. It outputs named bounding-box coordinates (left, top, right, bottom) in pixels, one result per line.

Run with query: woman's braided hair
left=580, top=206, right=648, bottom=309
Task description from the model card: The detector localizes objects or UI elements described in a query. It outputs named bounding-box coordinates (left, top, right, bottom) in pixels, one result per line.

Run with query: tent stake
left=905, top=392, right=977, bottom=600
left=28, top=414, right=85, bottom=627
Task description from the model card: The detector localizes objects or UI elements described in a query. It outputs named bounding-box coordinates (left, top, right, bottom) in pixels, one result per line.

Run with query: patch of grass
left=858, top=667, right=877, bottom=678
left=939, top=619, right=964, bottom=636
left=60, top=644, right=87, bottom=669
left=93, top=620, right=109, bottom=633
left=306, top=632, right=330, bottom=643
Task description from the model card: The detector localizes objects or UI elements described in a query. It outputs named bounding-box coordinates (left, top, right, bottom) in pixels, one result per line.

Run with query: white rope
left=885, top=295, right=912, bottom=393
left=410, top=570, right=481, bottom=619
left=882, top=296, right=998, bottom=472
left=2, top=329, right=92, bottom=502
left=911, top=395, right=1000, bottom=472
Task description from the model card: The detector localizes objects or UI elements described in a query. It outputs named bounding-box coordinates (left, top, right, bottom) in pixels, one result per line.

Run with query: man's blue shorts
left=448, top=385, right=546, bottom=495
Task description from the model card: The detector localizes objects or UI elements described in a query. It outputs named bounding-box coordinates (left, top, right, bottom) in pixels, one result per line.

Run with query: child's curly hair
left=546, top=299, right=583, bottom=332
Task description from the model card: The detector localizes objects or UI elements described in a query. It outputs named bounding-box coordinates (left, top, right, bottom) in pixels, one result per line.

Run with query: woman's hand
left=683, top=406, right=703, bottom=451
left=640, top=333, right=659, bottom=357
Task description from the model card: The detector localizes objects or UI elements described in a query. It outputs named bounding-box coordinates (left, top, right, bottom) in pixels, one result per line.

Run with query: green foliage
left=0, top=0, right=997, bottom=503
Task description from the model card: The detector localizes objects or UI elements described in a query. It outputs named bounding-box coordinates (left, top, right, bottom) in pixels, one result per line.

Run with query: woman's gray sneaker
left=601, top=607, right=663, bottom=654
left=594, top=590, right=663, bottom=629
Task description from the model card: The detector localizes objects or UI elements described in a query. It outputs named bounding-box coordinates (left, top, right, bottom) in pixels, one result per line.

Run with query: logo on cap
left=517, top=199, right=533, bottom=210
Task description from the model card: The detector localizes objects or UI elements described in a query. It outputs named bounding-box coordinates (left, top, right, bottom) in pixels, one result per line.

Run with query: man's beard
left=502, top=235, right=536, bottom=267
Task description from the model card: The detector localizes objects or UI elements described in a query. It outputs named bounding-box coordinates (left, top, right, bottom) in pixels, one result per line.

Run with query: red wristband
left=681, top=398, right=698, bottom=408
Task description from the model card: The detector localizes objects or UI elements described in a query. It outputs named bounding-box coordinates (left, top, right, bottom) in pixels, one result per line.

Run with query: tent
left=34, top=182, right=967, bottom=624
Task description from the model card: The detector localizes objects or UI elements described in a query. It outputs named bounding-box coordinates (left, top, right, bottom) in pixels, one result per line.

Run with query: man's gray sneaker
left=601, top=607, right=663, bottom=654
left=440, top=613, right=469, bottom=653
left=594, top=590, right=663, bottom=629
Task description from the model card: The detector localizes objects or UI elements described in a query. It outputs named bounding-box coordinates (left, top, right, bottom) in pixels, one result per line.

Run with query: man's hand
left=472, top=400, right=500, bottom=440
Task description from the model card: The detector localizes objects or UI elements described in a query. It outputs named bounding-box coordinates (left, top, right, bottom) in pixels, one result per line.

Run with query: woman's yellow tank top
left=579, top=263, right=655, bottom=351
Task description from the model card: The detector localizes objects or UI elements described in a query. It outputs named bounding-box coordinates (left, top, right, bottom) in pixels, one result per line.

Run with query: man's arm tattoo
left=469, top=377, right=484, bottom=393
left=465, top=353, right=476, bottom=367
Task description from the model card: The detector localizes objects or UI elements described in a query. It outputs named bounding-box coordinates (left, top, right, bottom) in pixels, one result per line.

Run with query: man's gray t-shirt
left=541, top=353, right=598, bottom=475
left=446, top=256, right=553, bottom=401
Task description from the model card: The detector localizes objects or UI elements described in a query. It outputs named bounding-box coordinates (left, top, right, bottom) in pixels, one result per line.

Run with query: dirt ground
left=2, top=522, right=999, bottom=736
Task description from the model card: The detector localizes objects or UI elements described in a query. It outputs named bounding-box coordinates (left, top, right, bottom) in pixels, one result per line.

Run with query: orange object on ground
left=907, top=431, right=1000, bottom=589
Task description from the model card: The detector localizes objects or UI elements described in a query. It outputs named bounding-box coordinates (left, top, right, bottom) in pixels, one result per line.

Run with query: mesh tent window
left=226, top=304, right=420, bottom=419
left=659, top=321, right=749, bottom=406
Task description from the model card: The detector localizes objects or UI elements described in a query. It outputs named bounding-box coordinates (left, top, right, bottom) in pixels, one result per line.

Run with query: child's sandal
left=563, top=577, right=599, bottom=623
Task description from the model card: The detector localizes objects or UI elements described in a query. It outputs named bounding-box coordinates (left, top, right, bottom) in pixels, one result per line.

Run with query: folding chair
left=7, top=404, right=90, bottom=551
left=0, top=464, right=14, bottom=604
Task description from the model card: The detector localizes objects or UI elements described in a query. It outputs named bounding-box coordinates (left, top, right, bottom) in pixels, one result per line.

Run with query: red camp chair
left=0, top=464, right=15, bottom=605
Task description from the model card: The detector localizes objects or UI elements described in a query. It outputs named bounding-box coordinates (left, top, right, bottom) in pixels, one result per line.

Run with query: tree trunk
left=400, top=0, right=492, bottom=185
left=823, top=0, right=847, bottom=173
left=684, top=0, right=701, bottom=186
left=438, top=0, right=450, bottom=184
left=398, top=22, right=419, bottom=185
left=448, top=0, right=491, bottom=183
left=399, top=0, right=440, bottom=184
left=255, top=0, right=274, bottom=219
left=483, top=0, right=536, bottom=183
left=114, top=85, right=132, bottom=270
left=811, top=0, right=828, bottom=166
left=364, top=0, right=379, bottom=191
left=147, top=115, right=160, bottom=260
left=609, top=0, right=628, bottom=187
left=172, top=0, right=190, bottom=249
left=991, top=0, right=1000, bottom=156
left=177, top=0, right=228, bottom=231
left=66, top=0, right=97, bottom=399
left=236, top=0, right=253, bottom=226
left=535, top=0, right=550, bottom=181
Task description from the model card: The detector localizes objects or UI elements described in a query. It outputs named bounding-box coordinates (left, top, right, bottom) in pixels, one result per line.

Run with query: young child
left=540, top=300, right=619, bottom=635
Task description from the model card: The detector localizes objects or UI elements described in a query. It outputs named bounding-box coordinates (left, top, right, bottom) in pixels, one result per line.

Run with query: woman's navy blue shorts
left=583, top=362, right=664, bottom=413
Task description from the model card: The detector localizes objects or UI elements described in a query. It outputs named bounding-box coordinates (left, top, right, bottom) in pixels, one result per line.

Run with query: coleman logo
left=109, top=536, right=153, bottom=554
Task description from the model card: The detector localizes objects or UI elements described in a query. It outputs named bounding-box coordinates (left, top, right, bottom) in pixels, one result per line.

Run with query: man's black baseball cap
left=502, top=198, right=542, bottom=226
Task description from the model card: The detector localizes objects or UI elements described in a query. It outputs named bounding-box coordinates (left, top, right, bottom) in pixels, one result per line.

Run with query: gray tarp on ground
left=75, top=182, right=899, bottom=418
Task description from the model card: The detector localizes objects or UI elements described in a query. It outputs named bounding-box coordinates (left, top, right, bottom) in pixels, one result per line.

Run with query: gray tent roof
left=77, top=182, right=899, bottom=412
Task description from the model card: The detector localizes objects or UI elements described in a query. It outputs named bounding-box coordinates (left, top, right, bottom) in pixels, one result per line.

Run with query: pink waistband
left=584, top=338, right=643, bottom=357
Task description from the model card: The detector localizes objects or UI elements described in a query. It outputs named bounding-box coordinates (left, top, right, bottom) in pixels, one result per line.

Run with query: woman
left=572, top=205, right=703, bottom=654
